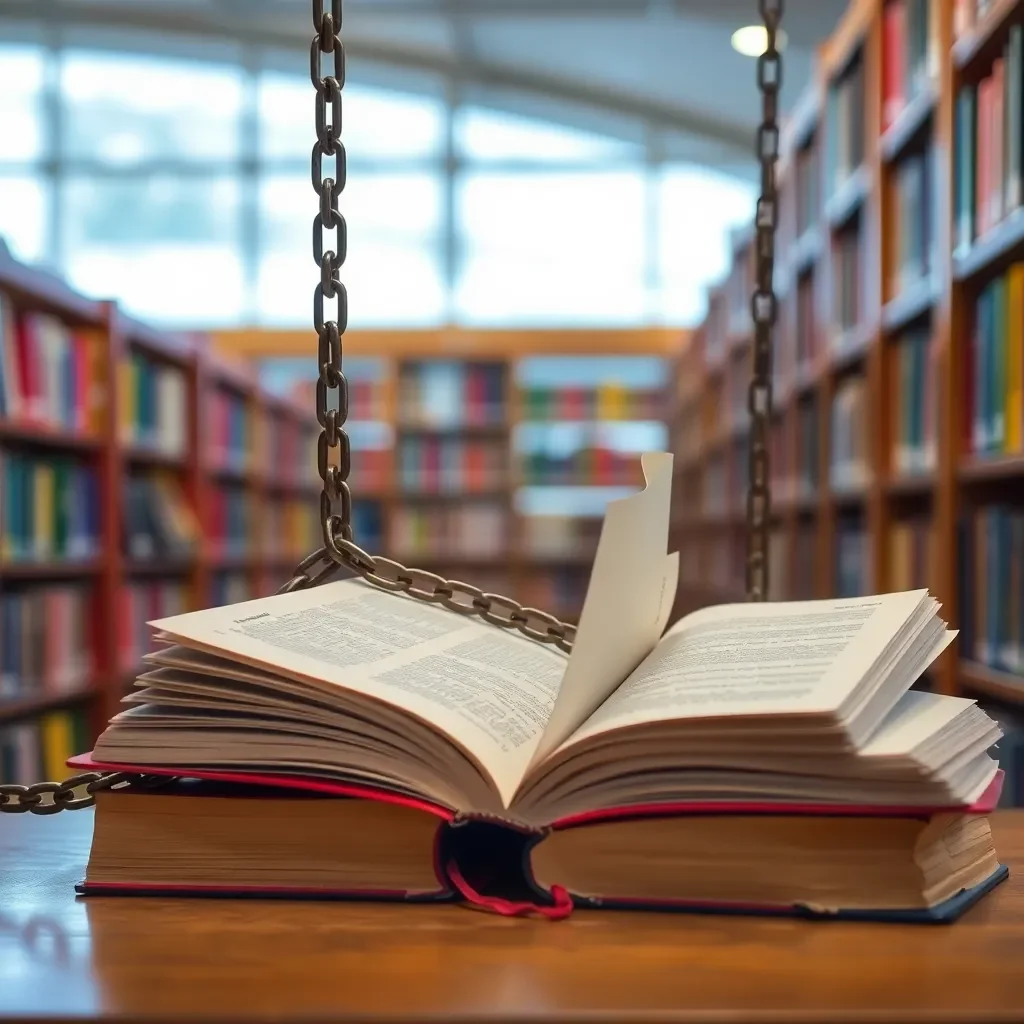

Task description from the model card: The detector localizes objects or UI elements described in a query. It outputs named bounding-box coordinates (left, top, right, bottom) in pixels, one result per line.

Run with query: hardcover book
left=77, top=454, right=1008, bottom=920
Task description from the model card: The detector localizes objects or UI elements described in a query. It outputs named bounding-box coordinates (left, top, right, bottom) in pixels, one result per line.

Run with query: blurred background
left=5, top=0, right=1024, bottom=805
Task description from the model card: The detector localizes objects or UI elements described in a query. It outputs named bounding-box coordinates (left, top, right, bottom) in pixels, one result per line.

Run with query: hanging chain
left=0, top=773, right=172, bottom=815
left=745, top=0, right=782, bottom=602
left=278, top=0, right=578, bottom=654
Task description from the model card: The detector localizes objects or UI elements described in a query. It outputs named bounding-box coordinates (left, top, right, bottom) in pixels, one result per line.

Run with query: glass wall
left=0, top=24, right=756, bottom=329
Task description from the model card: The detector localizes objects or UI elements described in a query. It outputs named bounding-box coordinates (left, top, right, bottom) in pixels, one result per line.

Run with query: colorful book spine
left=397, top=437, right=506, bottom=494
left=0, top=708, right=90, bottom=785
left=891, top=327, right=936, bottom=475
left=122, top=473, right=198, bottom=562
left=208, top=485, right=252, bottom=559
left=965, top=262, right=1024, bottom=457
left=0, top=452, right=100, bottom=564
left=208, top=388, right=250, bottom=472
left=390, top=502, right=508, bottom=559
left=0, top=294, right=105, bottom=436
left=116, top=580, right=190, bottom=674
left=0, top=585, right=96, bottom=702
left=830, top=376, right=869, bottom=490
left=826, top=54, right=865, bottom=196
left=119, top=350, right=187, bottom=456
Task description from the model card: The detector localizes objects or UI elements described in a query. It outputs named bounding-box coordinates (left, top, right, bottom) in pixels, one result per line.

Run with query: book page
left=149, top=580, right=570, bottom=808
left=527, top=452, right=679, bottom=768
left=558, top=591, right=933, bottom=746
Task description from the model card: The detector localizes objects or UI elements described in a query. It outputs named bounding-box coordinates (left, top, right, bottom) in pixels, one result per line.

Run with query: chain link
left=746, top=0, right=782, bottom=602
left=0, top=772, right=160, bottom=815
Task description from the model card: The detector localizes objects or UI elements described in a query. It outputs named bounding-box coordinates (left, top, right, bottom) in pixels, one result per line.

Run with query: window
left=456, top=106, right=637, bottom=164
left=61, top=50, right=244, bottom=164
left=655, top=165, right=756, bottom=324
left=258, top=170, right=445, bottom=327
left=259, top=73, right=445, bottom=164
left=0, top=45, right=45, bottom=163
left=62, top=176, right=244, bottom=325
left=455, top=171, right=647, bottom=325
left=0, top=175, right=48, bottom=264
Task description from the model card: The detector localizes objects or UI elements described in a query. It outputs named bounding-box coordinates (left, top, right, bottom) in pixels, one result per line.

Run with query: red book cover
left=977, top=75, right=991, bottom=237
left=14, top=313, right=41, bottom=423
left=466, top=367, right=484, bottom=426
left=72, top=333, right=88, bottom=433
left=882, top=0, right=906, bottom=131
left=991, top=58, right=1005, bottom=230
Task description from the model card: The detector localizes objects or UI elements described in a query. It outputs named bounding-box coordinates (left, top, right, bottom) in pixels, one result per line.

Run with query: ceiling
left=19, top=0, right=847, bottom=176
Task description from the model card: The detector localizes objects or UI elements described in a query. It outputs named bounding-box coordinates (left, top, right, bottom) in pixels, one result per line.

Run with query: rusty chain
left=3, top=0, right=781, bottom=812
left=745, top=0, right=782, bottom=602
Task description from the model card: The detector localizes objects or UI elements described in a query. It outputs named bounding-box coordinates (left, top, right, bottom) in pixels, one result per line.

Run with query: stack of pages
left=75, top=454, right=1008, bottom=922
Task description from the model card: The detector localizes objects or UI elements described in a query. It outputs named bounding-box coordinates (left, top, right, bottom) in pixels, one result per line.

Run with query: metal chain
left=746, top=0, right=782, bottom=602
left=0, top=772, right=169, bottom=815
left=279, top=0, right=578, bottom=656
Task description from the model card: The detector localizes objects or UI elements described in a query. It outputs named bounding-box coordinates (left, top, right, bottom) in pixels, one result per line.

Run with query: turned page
left=527, top=452, right=679, bottom=768
left=555, top=591, right=938, bottom=747
left=148, top=580, right=570, bottom=808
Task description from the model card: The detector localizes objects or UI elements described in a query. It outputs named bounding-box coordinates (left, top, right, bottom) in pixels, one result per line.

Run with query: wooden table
left=2, top=810, right=1023, bottom=1023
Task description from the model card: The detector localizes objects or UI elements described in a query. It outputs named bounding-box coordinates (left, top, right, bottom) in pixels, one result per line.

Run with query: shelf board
left=0, top=422, right=103, bottom=452
left=396, top=489, right=508, bottom=502
left=209, top=463, right=258, bottom=484
left=885, top=472, right=935, bottom=497
left=519, top=554, right=595, bottom=569
left=825, top=164, right=871, bottom=229
left=959, top=452, right=1024, bottom=481
left=0, top=685, right=95, bottom=724
left=0, top=558, right=103, bottom=580
left=790, top=226, right=823, bottom=276
left=960, top=659, right=1024, bottom=706
left=121, top=315, right=196, bottom=365
left=953, top=209, right=1024, bottom=281
left=830, top=482, right=869, bottom=507
left=397, top=422, right=506, bottom=435
left=952, top=0, right=1022, bottom=70
left=881, top=276, right=939, bottom=334
left=124, top=445, right=189, bottom=470
left=205, top=553, right=258, bottom=571
left=125, top=556, right=198, bottom=576
left=879, top=84, right=938, bottom=165
left=829, top=324, right=874, bottom=374
left=0, top=250, right=105, bottom=326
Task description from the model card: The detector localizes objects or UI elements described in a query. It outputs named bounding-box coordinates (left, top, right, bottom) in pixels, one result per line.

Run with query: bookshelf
left=671, top=0, right=1024, bottom=798
left=215, top=329, right=679, bottom=629
left=0, top=248, right=318, bottom=786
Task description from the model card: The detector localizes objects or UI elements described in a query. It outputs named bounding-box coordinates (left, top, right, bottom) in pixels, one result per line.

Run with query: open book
left=79, top=454, right=1008, bottom=919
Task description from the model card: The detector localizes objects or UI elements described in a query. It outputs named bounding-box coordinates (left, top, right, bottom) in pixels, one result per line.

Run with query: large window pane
left=259, top=73, right=444, bottom=163
left=456, top=107, right=636, bottom=164
left=258, top=172, right=444, bottom=326
left=62, top=176, right=243, bottom=325
left=0, top=45, right=46, bottom=163
left=455, top=171, right=647, bottom=324
left=0, top=175, right=47, bottom=264
left=61, top=51, right=243, bottom=164
left=656, top=166, right=755, bottom=324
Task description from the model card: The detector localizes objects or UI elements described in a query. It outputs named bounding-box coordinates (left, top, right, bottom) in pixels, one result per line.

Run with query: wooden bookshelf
left=671, top=0, right=1024, bottom=720
left=0, top=247, right=321, bottom=782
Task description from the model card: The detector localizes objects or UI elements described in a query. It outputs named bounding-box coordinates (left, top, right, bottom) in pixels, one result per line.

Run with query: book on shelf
left=830, top=376, right=869, bottom=490
left=1, top=708, right=90, bottom=785
left=521, top=384, right=662, bottom=423
left=891, top=147, right=937, bottom=293
left=521, top=515, right=600, bottom=561
left=117, top=579, right=191, bottom=677
left=796, top=398, right=820, bottom=499
left=75, top=453, right=1006, bottom=921
left=397, top=435, right=506, bottom=494
left=954, top=27, right=1024, bottom=250
left=795, top=275, right=817, bottom=373
left=826, top=54, right=865, bottom=197
left=882, top=0, right=934, bottom=132
left=889, top=516, right=935, bottom=592
left=959, top=505, right=1024, bottom=676
left=892, top=326, right=937, bottom=474
left=831, top=225, right=864, bottom=349
left=399, top=361, right=505, bottom=428
left=351, top=500, right=384, bottom=552
left=953, top=0, right=1001, bottom=40
left=0, top=291, right=105, bottom=435
left=0, top=451, right=100, bottom=564
left=209, top=572, right=251, bottom=609
left=1, top=584, right=95, bottom=701
left=208, top=388, right=250, bottom=473
left=836, top=515, right=871, bottom=597
left=123, top=473, right=198, bottom=562
left=795, top=135, right=820, bottom=237
left=207, top=484, right=252, bottom=560
left=792, top=522, right=817, bottom=599
left=521, top=446, right=645, bottom=488
left=390, top=502, right=507, bottom=561
left=965, top=262, right=1024, bottom=455
left=119, top=350, right=187, bottom=457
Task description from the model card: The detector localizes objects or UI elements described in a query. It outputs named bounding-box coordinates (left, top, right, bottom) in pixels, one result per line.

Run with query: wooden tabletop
left=2, top=810, right=1024, bottom=1024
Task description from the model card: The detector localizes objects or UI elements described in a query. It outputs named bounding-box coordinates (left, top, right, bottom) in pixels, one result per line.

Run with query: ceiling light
left=731, top=25, right=789, bottom=58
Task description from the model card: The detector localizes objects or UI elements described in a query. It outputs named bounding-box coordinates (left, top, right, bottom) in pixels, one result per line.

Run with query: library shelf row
left=0, top=683, right=97, bottom=726
left=670, top=0, right=1024, bottom=731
